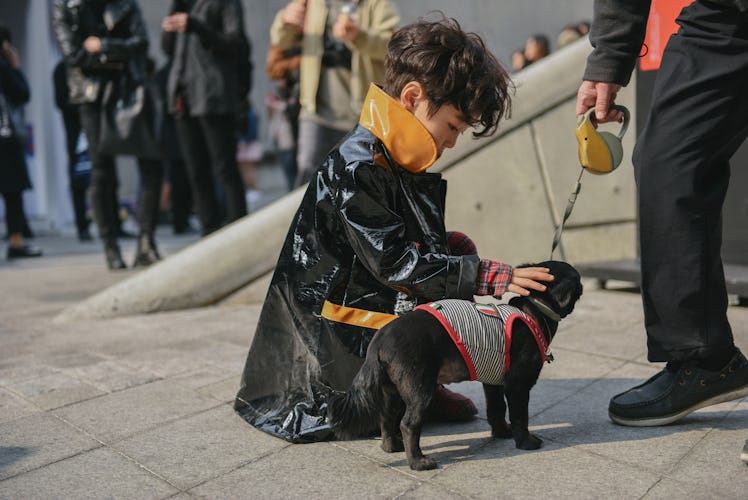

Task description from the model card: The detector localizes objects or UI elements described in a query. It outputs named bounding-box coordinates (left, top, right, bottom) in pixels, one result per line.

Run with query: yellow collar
left=358, top=84, right=438, bottom=173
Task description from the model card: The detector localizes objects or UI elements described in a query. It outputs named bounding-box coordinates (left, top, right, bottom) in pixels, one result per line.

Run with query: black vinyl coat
left=235, top=87, right=481, bottom=442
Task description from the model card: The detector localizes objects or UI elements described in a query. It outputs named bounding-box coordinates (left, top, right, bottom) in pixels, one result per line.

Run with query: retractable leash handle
left=550, top=105, right=630, bottom=259
left=576, top=105, right=630, bottom=175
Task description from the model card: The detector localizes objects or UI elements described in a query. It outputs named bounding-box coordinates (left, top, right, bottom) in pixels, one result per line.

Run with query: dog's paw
left=516, top=433, right=543, bottom=450
left=381, top=436, right=404, bottom=453
left=410, top=456, right=438, bottom=471
left=490, top=422, right=512, bottom=439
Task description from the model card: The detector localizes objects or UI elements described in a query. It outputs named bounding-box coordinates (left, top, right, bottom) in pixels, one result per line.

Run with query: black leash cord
left=550, top=167, right=584, bottom=259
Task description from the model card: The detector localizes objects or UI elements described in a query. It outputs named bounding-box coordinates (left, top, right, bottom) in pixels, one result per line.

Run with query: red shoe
left=427, top=385, right=478, bottom=422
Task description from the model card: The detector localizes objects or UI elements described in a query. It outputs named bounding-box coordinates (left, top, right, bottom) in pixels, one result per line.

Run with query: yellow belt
left=320, top=300, right=399, bottom=330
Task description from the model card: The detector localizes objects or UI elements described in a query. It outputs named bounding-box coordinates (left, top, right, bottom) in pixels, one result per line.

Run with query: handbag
left=0, top=89, right=27, bottom=145
left=98, top=66, right=161, bottom=159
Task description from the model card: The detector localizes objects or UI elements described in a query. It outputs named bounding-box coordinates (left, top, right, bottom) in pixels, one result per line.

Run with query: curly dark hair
left=383, top=15, right=512, bottom=138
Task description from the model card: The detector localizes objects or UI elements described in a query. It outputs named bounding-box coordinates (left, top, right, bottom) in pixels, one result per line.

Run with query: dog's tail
left=328, top=356, right=385, bottom=439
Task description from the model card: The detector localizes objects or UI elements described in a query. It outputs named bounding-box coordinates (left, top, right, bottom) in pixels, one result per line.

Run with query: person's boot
left=426, top=385, right=478, bottom=422
left=104, top=239, right=126, bottom=270
left=132, top=233, right=161, bottom=268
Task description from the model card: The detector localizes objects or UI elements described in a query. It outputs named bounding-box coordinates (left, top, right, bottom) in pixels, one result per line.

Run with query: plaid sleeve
left=474, top=259, right=513, bottom=297
left=446, top=231, right=478, bottom=256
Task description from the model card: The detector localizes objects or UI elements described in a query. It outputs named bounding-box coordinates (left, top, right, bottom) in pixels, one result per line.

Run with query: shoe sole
left=609, top=385, right=748, bottom=427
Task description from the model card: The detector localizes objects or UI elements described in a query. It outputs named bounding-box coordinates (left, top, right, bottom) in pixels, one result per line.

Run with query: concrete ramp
left=56, top=37, right=638, bottom=322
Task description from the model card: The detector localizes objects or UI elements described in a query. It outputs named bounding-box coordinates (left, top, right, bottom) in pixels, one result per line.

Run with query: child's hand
left=507, top=267, right=554, bottom=296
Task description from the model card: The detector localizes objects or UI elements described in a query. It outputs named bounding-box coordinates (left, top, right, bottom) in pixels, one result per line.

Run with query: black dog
left=328, top=260, right=583, bottom=470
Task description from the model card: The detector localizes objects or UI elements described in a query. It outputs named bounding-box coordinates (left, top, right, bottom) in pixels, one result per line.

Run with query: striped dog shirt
left=415, top=300, right=550, bottom=385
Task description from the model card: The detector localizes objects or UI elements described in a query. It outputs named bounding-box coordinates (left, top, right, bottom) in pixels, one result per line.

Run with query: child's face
left=412, top=100, right=470, bottom=158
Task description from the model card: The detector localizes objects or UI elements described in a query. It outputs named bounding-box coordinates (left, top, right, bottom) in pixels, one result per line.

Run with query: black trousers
left=633, top=1, right=748, bottom=362
left=60, top=107, right=89, bottom=234
left=1, top=191, right=25, bottom=235
left=175, top=114, right=247, bottom=235
left=79, top=103, right=163, bottom=240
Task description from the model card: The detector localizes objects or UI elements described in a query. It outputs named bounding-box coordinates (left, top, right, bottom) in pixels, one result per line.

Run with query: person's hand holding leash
left=576, top=80, right=623, bottom=124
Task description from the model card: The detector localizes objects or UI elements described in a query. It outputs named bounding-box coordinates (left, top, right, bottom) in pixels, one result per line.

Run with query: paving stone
left=0, top=446, right=178, bottom=500
left=188, top=442, right=420, bottom=499
left=53, top=379, right=219, bottom=444
left=60, top=359, right=159, bottom=393
left=195, top=376, right=241, bottom=404
left=0, top=413, right=100, bottom=481
left=114, top=405, right=287, bottom=490
left=7, top=372, right=105, bottom=410
left=0, top=387, right=40, bottom=425
left=430, top=439, right=658, bottom=499
left=665, top=399, right=748, bottom=498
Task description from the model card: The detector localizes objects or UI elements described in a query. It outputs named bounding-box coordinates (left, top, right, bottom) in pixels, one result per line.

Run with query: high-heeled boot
left=132, top=233, right=161, bottom=267
left=104, top=239, right=126, bottom=270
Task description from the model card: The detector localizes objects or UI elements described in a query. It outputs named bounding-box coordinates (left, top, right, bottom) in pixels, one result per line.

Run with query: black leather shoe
left=104, top=242, right=127, bottom=270
left=7, top=244, right=42, bottom=259
left=609, top=350, right=748, bottom=426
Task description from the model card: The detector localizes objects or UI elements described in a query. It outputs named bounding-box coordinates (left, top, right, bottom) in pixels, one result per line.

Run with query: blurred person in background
left=270, top=0, right=400, bottom=187
left=53, top=59, right=92, bottom=242
left=162, top=0, right=250, bottom=236
left=0, top=24, right=42, bottom=260
left=266, top=42, right=301, bottom=191
left=53, top=0, right=164, bottom=269
left=512, top=33, right=551, bottom=71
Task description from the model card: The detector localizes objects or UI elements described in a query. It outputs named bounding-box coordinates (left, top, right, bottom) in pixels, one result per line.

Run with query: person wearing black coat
left=53, top=0, right=164, bottom=269
left=161, top=0, right=249, bottom=236
left=52, top=59, right=92, bottom=242
left=576, top=0, right=748, bottom=428
left=0, top=25, right=42, bottom=260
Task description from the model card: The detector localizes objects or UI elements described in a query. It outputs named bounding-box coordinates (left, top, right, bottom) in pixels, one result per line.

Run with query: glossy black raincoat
left=234, top=84, right=480, bottom=442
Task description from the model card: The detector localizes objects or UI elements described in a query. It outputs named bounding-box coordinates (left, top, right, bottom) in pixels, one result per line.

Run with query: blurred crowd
left=0, top=1, right=588, bottom=269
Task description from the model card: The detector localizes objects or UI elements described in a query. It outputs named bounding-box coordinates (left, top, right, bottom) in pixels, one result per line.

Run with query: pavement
left=1, top=174, right=747, bottom=498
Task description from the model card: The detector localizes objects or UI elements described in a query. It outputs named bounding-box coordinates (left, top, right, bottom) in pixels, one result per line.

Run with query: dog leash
left=549, top=106, right=630, bottom=260
left=549, top=167, right=584, bottom=259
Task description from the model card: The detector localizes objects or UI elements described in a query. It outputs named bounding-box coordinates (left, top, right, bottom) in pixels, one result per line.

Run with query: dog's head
left=516, top=260, right=583, bottom=319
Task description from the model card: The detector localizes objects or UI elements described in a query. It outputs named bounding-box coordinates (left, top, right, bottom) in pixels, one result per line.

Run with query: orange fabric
left=640, top=0, right=693, bottom=71
left=358, top=83, right=438, bottom=173
left=321, top=300, right=399, bottom=330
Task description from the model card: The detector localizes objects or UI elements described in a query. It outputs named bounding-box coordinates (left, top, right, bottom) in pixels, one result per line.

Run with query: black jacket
left=53, top=0, right=149, bottom=105
left=234, top=85, right=480, bottom=442
left=0, top=58, right=31, bottom=194
left=162, top=0, right=248, bottom=116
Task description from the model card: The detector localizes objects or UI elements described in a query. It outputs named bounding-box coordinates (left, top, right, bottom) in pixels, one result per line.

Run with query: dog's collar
left=527, top=297, right=562, bottom=322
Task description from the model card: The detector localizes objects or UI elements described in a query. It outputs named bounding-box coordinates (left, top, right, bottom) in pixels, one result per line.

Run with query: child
left=235, top=16, right=553, bottom=443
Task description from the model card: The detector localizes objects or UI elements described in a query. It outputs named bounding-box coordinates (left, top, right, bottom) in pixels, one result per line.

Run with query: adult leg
left=199, top=114, right=247, bottom=224
left=175, top=115, right=220, bottom=235
left=634, top=2, right=748, bottom=363
left=169, top=158, right=193, bottom=233
left=610, top=2, right=748, bottom=426
left=78, top=103, right=125, bottom=269
left=3, top=191, right=41, bottom=259
left=294, top=118, right=347, bottom=187
left=62, top=108, right=90, bottom=241
left=132, top=158, right=164, bottom=267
